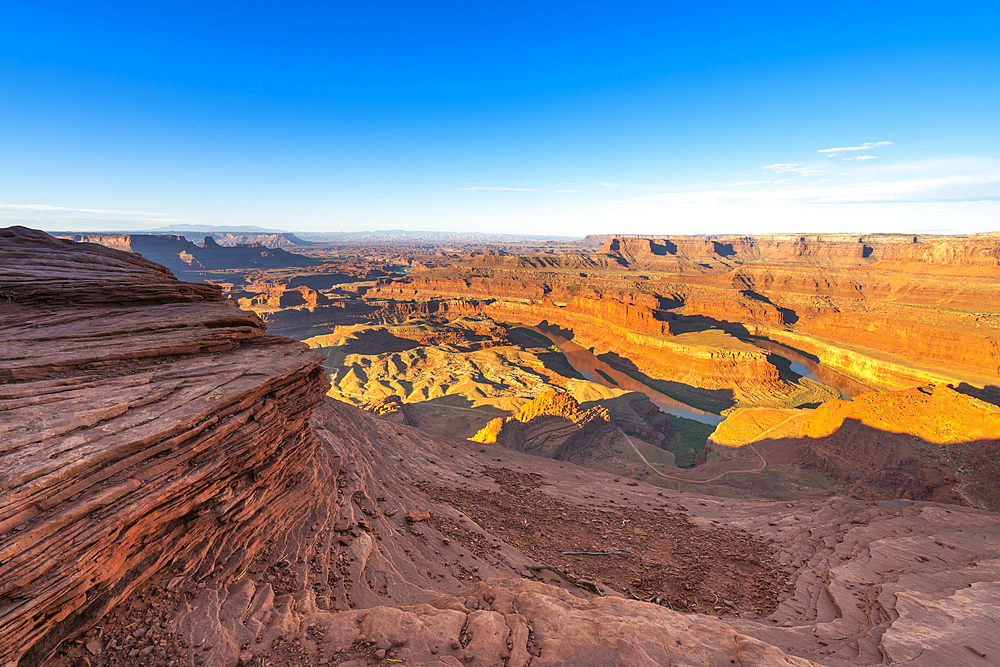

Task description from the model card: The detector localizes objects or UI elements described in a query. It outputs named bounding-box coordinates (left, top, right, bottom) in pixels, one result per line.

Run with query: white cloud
left=845, top=155, right=877, bottom=161
left=818, top=141, right=892, bottom=156
left=0, top=203, right=173, bottom=217
left=729, top=180, right=772, bottom=186
left=601, top=182, right=621, bottom=188
left=0, top=203, right=190, bottom=231
left=555, top=189, right=583, bottom=192
left=763, top=163, right=799, bottom=172
left=633, top=157, right=1000, bottom=209
left=457, top=186, right=536, bottom=192
left=636, top=170, right=999, bottom=206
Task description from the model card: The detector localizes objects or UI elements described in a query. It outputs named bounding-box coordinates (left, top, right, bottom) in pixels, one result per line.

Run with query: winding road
left=616, top=427, right=767, bottom=484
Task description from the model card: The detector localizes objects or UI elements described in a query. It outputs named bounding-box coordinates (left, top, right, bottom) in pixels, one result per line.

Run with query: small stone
left=375, top=649, right=386, bottom=659
left=238, top=651, right=254, bottom=665
left=376, top=639, right=392, bottom=651
left=405, top=510, right=431, bottom=522
left=451, top=641, right=462, bottom=650
left=129, top=649, right=140, bottom=658
left=85, top=639, right=102, bottom=655
left=140, top=646, right=154, bottom=656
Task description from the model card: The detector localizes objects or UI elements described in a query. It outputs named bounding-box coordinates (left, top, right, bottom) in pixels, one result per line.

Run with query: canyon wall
left=5, top=227, right=1000, bottom=667
left=369, top=234, right=1000, bottom=395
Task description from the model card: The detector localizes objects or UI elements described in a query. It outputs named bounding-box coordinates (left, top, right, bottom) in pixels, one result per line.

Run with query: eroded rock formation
left=0, top=228, right=327, bottom=666
left=471, top=391, right=614, bottom=459
left=366, top=233, right=1000, bottom=397
left=4, top=227, right=1000, bottom=667
left=56, top=233, right=316, bottom=274
left=706, top=384, right=1000, bottom=510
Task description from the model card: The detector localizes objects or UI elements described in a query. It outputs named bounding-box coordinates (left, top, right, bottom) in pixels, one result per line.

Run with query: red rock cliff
left=0, top=228, right=327, bottom=666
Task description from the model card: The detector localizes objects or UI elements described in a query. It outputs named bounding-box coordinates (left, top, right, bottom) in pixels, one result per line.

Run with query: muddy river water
left=525, top=326, right=864, bottom=425
left=524, top=326, right=725, bottom=425
left=744, top=338, right=869, bottom=399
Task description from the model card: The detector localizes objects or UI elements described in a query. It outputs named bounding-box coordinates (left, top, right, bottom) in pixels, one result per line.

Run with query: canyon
left=2, top=226, right=999, bottom=667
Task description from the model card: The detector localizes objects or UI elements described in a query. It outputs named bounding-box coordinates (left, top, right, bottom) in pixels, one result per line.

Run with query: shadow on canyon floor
left=665, top=314, right=753, bottom=337
left=507, top=326, right=587, bottom=381
left=953, top=382, right=1000, bottom=408
left=596, top=351, right=737, bottom=414
left=706, top=418, right=1000, bottom=510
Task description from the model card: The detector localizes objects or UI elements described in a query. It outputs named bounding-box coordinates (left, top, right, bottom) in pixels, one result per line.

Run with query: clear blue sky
left=1, top=1, right=998, bottom=235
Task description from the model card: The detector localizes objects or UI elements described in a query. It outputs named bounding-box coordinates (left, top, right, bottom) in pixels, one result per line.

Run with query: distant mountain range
left=46, top=226, right=579, bottom=242
left=146, top=224, right=288, bottom=233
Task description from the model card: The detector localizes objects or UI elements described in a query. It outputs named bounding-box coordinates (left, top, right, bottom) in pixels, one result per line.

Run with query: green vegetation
left=595, top=369, right=619, bottom=386
left=663, top=416, right=715, bottom=468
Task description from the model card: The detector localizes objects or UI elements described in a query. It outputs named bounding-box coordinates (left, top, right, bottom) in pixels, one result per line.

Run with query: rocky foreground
left=2, top=227, right=999, bottom=667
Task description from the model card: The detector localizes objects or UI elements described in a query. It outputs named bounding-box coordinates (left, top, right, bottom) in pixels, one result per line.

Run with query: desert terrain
left=2, top=227, right=999, bottom=667
left=62, top=228, right=1000, bottom=505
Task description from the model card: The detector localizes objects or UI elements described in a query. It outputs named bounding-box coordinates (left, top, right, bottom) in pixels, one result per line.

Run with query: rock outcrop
left=0, top=228, right=327, bottom=666
left=471, top=391, right=614, bottom=459
left=55, top=233, right=316, bottom=274
left=706, top=384, right=1000, bottom=510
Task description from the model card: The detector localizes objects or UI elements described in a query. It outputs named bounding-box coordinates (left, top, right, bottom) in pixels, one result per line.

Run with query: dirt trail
left=617, top=426, right=767, bottom=484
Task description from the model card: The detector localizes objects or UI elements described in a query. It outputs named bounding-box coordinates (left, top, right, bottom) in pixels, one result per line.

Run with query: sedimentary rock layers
left=0, top=228, right=327, bottom=666
left=366, top=233, right=1000, bottom=396
left=471, top=391, right=614, bottom=459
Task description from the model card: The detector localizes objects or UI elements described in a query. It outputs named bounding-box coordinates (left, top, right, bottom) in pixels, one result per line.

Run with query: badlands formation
left=1, top=226, right=999, bottom=667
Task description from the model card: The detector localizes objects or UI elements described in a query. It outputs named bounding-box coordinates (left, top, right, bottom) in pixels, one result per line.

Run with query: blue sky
left=1, top=1, right=998, bottom=236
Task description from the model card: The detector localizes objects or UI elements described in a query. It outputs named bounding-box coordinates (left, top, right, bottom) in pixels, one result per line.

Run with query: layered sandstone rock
left=365, top=233, right=1000, bottom=397
left=0, top=228, right=327, bottom=666
left=6, top=226, right=1000, bottom=667
left=471, top=391, right=614, bottom=459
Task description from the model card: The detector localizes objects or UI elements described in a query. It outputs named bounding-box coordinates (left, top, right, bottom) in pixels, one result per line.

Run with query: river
left=523, top=326, right=725, bottom=425
left=745, top=338, right=868, bottom=399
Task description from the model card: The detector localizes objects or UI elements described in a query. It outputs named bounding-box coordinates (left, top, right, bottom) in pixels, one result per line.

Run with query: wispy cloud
left=818, top=141, right=892, bottom=156
left=763, top=163, right=799, bottom=172
left=555, top=189, right=583, bottom=193
left=845, top=155, right=877, bottom=161
left=0, top=203, right=173, bottom=217
left=729, top=180, right=771, bottom=186
left=602, top=182, right=621, bottom=188
left=0, top=203, right=189, bottom=229
left=635, top=158, right=1000, bottom=206
left=457, top=186, right=536, bottom=192
left=763, top=163, right=826, bottom=176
